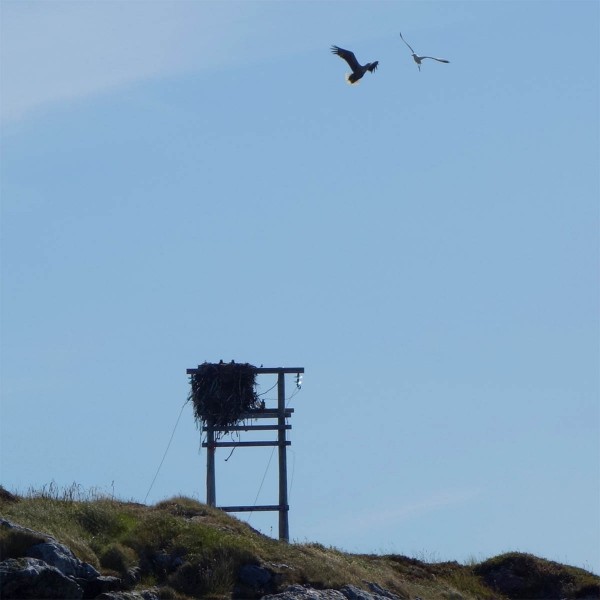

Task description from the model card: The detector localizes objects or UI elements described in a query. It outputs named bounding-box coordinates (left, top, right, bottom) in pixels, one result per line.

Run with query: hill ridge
left=1, top=487, right=598, bottom=600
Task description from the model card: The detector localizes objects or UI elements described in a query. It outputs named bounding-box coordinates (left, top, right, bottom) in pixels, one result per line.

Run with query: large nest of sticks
left=189, top=361, right=260, bottom=431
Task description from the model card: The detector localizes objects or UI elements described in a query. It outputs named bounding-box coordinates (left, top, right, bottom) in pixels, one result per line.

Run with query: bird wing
left=331, top=45, right=360, bottom=72
left=399, top=32, right=416, bottom=54
left=421, top=56, right=450, bottom=63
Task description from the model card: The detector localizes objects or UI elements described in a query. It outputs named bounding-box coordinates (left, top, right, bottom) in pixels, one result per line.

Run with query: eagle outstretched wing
left=330, top=46, right=360, bottom=72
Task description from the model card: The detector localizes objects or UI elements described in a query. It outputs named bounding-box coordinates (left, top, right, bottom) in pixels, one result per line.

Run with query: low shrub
left=99, top=542, right=138, bottom=574
left=168, top=545, right=254, bottom=598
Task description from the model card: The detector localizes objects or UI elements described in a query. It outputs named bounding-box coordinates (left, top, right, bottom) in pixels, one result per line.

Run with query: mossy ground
left=1, top=485, right=597, bottom=600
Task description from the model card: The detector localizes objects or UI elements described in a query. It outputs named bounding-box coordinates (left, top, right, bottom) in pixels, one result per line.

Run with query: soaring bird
left=331, top=45, right=379, bottom=84
left=399, top=32, right=449, bottom=71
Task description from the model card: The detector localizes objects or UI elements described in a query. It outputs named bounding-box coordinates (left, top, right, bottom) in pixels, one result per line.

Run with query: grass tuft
left=99, top=542, right=138, bottom=574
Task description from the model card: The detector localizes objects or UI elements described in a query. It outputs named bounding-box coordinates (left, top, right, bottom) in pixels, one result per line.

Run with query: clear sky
left=1, top=0, right=598, bottom=574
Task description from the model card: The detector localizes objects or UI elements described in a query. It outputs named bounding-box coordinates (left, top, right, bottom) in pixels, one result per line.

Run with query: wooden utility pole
left=205, top=418, right=216, bottom=507
left=277, top=370, right=289, bottom=542
left=186, top=365, right=303, bottom=543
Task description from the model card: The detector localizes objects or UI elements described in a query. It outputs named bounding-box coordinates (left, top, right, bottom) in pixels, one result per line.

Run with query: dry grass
left=1, top=485, right=597, bottom=600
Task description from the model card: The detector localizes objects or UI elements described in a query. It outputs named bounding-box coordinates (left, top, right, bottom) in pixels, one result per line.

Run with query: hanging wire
left=288, top=448, right=296, bottom=501
left=286, top=386, right=301, bottom=406
left=224, top=430, right=240, bottom=461
left=257, top=380, right=278, bottom=397
left=144, top=400, right=189, bottom=504
left=285, top=389, right=297, bottom=500
left=247, top=381, right=302, bottom=522
left=248, top=445, right=277, bottom=521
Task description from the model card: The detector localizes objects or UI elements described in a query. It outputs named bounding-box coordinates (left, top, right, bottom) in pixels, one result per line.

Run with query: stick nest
left=189, top=362, right=259, bottom=431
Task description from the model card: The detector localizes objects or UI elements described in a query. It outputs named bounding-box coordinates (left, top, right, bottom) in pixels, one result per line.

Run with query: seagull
left=399, top=32, right=449, bottom=71
left=331, top=45, right=379, bottom=84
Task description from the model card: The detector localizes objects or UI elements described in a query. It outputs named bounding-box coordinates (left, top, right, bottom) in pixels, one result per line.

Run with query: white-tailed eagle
left=331, top=45, right=379, bottom=84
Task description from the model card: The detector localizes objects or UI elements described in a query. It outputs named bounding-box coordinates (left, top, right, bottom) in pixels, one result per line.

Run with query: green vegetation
left=473, top=552, right=600, bottom=600
left=1, top=485, right=598, bottom=600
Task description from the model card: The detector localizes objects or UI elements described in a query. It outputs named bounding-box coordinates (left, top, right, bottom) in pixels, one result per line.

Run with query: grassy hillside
left=1, top=486, right=598, bottom=600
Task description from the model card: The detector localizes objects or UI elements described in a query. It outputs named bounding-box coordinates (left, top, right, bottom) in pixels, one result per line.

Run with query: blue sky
left=1, top=0, right=598, bottom=574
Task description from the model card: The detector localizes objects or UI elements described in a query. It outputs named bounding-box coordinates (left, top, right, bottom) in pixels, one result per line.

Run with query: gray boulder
left=262, top=584, right=347, bottom=600
left=0, top=557, right=84, bottom=599
left=1, top=518, right=119, bottom=599
left=240, top=564, right=273, bottom=587
left=340, top=586, right=379, bottom=600
left=261, top=583, right=406, bottom=600
left=95, top=589, right=160, bottom=600
left=364, top=582, right=404, bottom=600
left=26, top=541, right=100, bottom=580
left=1, top=517, right=99, bottom=581
left=340, top=584, right=404, bottom=600
left=0, top=518, right=49, bottom=545
left=84, top=574, right=123, bottom=598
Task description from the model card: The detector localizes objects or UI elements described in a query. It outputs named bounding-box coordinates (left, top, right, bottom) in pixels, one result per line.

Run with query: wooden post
left=187, top=365, right=303, bottom=540
left=206, top=419, right=216, bottom=507
left=277, top=371, right=289, bottom=542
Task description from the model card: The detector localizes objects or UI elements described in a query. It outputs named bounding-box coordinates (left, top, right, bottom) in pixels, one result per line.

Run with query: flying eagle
left=331, top=45, right=379, bottom=84
left=399, top=32, right=449, bottom=71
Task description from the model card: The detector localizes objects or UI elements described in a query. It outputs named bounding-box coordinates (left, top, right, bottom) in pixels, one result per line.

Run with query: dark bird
left=331, top=45, right=379, bottom=84
left=399, top=32, right=449, bottom=71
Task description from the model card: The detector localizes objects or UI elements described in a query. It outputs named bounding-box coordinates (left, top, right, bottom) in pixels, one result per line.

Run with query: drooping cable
left=144, top=400, right=189, bottom=504
left=247, top=384, right=302, bottom=523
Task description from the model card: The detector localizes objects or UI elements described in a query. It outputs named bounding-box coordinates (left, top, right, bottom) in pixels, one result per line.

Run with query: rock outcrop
left=0, top=518, right=410, bottom=600
left=262, top=583, right=406, bottom=600
left=0, top=557, right=85, bottom=599
left=0, top=519, right=150, bottom=600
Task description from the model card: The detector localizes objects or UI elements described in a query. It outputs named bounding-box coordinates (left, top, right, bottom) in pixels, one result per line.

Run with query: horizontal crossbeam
left=219, top=505, right=289, bottom=513
left=186, top=366, right=303, bottom=375
left=202, top=441, right=291, bottom=448
left=198, top=409, right=294, bottom=423
left=254, top=367, right=304, bottom=374
left=202, top=424, right=291, bottom=432
left=236, top=409, right=294, bottom=419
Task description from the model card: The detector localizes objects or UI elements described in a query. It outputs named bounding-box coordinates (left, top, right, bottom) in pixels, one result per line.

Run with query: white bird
left=399, top=32, right=449, bottom=71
